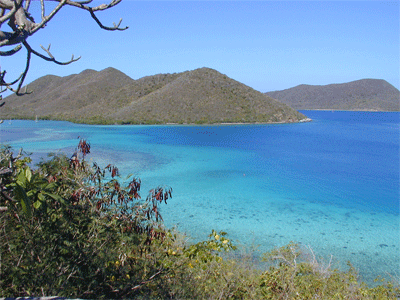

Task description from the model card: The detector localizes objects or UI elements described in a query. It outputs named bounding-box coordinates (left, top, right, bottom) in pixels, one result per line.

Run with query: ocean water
left=1, top=110, right=399, bottom=284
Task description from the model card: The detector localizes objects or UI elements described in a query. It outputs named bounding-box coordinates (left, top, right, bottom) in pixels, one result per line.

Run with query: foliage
left=0, top=140, right=172, bottom=298
left=0, top=142, right=399, bottom=299
left=259, top=243, right=400, bottom=299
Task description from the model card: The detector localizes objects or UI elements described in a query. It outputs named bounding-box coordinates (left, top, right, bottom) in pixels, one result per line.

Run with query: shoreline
left=4, top=109, right=400, bottom=126
left=299, top=108, right=399, bottom=113
left=1, top=117, right=313, bottom=126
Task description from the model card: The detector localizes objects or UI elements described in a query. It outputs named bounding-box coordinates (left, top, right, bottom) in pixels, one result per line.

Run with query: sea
left=1, top=110, right=399, bottom=285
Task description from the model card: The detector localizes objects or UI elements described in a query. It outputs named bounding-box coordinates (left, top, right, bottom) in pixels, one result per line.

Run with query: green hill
left=1, top=67, right=307, bottom=124
left=265, top=79, right=400, bottom=111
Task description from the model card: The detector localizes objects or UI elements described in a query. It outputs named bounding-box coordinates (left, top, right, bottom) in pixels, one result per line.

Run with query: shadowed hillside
left=2, top=67, right=307, bottom=124
left=265, top=79, right=400, bottom=111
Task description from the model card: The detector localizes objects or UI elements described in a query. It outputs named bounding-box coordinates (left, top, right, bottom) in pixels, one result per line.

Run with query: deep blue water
left=1, top=110, right=399, bottom=284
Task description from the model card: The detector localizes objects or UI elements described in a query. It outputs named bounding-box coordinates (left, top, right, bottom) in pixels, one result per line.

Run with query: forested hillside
left=2, top=67, right=307, bottom=124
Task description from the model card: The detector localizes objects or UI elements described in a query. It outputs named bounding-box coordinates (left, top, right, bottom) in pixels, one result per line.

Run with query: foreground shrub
left=259, top=243, right=399, bottom=299
left=0, top=141, right=172, bottom=298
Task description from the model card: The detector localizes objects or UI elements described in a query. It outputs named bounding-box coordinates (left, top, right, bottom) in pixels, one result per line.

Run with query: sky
left=1, top=0, right=399, bottom=94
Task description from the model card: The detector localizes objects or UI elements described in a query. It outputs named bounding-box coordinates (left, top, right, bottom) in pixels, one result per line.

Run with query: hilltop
left=1, top=67, right=307, bottom=124
left=265, top=79, right=400, bottom=111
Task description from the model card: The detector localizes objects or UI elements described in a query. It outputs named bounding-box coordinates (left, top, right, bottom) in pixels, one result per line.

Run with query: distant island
left=265, top=79, right=399, bottom=111
left=1, top=67, right=307, bottom=125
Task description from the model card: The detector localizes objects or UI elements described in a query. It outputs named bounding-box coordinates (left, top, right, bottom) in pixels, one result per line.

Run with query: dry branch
left=0, top=0, right=127, bottom=95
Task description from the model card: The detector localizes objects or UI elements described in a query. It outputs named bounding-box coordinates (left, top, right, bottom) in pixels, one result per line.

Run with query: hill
left=265, top=79, right=400, bottom=111
left=1, top=67, right=307, bottom=124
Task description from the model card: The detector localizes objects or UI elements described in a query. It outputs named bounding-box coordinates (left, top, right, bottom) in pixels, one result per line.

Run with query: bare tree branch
left=40, top=0, right=44, bottom=20
left=89, top=9, right=127, bottom=31
left=35, top=43, right=81, bottom=65
left=75, top=0, right=93, bottom=4
left=5, top=40, right=79, bottom=95
left=29, top=0, right=67, bottom=35
left=0, top=2, right=17, bottom=24
left=10, top=42, right=31, bottom=95
left=61, top=0, right=128, bottom=30
left=63, top=0, right=123, bottom=12
left=0, top=0, right=127, bottom=96
left=0, top=44, right=22, bottom=56
left=1, top=69, right=24, bottom=87
left=24, top=0, right=31, bottom=11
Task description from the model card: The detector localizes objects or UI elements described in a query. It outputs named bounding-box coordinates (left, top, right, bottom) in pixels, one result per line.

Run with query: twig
left=0, top=44, right=22, bottom=56
left=117, top=269, right=163, bottom=297
left=89, top=8, right=127, bottom=31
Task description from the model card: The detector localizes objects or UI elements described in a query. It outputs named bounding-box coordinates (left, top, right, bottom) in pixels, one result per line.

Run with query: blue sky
left=2, top=1, right=399, bottom=93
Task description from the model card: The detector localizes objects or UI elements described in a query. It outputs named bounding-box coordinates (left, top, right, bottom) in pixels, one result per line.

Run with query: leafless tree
left=0, top=0, right=127, bottom=98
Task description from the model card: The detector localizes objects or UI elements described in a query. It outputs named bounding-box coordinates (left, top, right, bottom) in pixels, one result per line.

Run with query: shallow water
left=1, top=111, right=399, bottom=285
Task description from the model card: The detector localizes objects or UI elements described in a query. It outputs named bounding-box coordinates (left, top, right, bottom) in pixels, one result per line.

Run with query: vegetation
left=265, top=79, right=400, bottom=111
left=1, top=141, right=399, bottom=299
left=1, top=67, right=307, bottom=125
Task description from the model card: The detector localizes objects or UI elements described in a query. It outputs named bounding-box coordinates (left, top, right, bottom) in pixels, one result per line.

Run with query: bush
left=259, top=243, right=400, bottom=299
left=0, top=140, right=172, bottom=298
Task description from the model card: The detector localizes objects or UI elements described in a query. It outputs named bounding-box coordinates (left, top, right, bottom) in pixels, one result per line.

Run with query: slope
left=265, top=79, right=400, bottom=111
left=2, top=67, right=307, bottom=124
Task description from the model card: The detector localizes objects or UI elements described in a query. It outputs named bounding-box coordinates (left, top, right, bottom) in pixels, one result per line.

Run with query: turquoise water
left=1, top=111, right=399, bottom=284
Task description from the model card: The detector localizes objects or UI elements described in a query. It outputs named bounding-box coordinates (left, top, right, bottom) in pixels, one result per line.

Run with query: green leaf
left=26, top=190, right=35, bottom=197
left=38, top=192, right=45, bottom=201
left=14, top=183, right=32, bottom=218
left=33, top=200, right=42, bottom=209
left=24, top=167, right=32, bottom=182
left=51, top=213, right=58, bottom=222
left=16, top=170, right=27, bottom=188
left=44, top=181, right=59, bottom=190
left=43, top=192, right=66, bottom=206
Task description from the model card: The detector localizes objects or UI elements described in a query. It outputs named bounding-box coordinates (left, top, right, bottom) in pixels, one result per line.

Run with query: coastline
left=299, top=108, right=399, bottom=113
left=6, top=109, right=400, bottom=127
left=6, top=109, right=399, bottom=126
left=1, top=117, right=313, bottom=126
